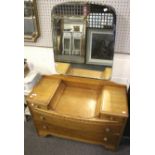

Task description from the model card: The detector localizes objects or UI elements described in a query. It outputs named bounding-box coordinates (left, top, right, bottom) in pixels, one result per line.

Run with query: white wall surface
left=111, top=53, right=130, bottom=87
left=24, top=46, right=130, bottom=86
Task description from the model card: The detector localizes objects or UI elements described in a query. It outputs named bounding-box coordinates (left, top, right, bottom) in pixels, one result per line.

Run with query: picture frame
left=86, top=29, right=114, bottom=66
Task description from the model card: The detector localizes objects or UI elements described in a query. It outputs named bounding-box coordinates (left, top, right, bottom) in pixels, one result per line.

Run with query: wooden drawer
left=35, top=120, right=120, bottom=149
left=32, top=108, right=123, bottom=135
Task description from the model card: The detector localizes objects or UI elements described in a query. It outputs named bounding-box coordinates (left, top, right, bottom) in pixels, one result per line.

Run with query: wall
left=24, top=46, right=130, bottom=87
left=111, top=53, right=130, bottom=87
left=24, top=0, right=130, bottom=54
left=24, top=0, right=130, bottom=86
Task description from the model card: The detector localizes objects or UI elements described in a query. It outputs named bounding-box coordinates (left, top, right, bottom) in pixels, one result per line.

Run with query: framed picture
left=86, top=29, right=115, bottom=66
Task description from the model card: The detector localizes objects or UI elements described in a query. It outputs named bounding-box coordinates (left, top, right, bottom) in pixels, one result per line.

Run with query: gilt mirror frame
left=24, top=0, right=40, bottom=42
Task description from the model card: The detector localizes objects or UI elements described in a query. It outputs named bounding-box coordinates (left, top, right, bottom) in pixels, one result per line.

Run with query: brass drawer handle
left=35, top=105, right=39, bottom=108
left=110, top=116, right=114, bottom=121
left=103, top=137, right=108, bottom=142
left=31, top=103, right=40, bottom=109
left=40, top=116, right=45, bottom=120
left=42, top=125, right=47, bottom=129
left=105, top=128, right=110, bottom=132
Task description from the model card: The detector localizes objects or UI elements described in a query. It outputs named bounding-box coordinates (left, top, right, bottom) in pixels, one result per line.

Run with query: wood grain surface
left=26, top=75, right=128, bottom=151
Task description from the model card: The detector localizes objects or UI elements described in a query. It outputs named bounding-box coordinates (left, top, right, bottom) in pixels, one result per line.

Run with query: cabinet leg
left=37, top=130, right=49, bottom=137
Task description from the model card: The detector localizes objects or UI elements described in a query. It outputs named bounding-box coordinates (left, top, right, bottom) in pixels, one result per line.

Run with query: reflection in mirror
left=24, top=0, right=40, bottom=42
left=52, top=2, right=116, bottom=80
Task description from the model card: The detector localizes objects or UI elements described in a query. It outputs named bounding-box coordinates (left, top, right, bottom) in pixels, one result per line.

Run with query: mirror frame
left=51, top=2, right=116, bottom=80
left=24, top=0, right=40, bottom=42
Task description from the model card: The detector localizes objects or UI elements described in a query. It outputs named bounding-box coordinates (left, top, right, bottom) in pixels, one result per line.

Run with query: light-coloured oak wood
left=67, top=67, right=104, bottom=79
left=26, top=75, right=128, bottom=151
left=46, top=75, right=126, bottom=88
left=35, top=120, right=120, bottom=150
left=55, top=62, right=70, bottom=74
left=100, top=86, right=128, bottom=117
left=55, top=62, right=112, bottom=80
left=50, top=82, right=66, bottom=110
left=35, top=121, right=120, bottom=149
left=32, top=109, right=122, bottom=133
left=50, top=83, right=100, bottom=118
left=26, top=77, right=61, bottom=109
left=101, top=67, right=112, bottom=80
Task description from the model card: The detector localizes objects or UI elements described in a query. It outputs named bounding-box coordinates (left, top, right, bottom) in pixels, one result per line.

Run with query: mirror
left=24, top=0, right=40, bottom=42
left=51, top=2, right=116, bottom=80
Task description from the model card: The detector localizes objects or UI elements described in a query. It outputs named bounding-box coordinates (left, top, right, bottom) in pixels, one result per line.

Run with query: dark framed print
left=86, top=29, right=115, bottom=66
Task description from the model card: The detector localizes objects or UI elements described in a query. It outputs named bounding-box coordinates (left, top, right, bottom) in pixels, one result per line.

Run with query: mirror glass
left=24, top=0, right=40, bottom=42
left=51, top=2, right=116, bottom=80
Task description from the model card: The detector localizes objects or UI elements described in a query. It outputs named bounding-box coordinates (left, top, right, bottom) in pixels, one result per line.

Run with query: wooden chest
left=26, top=75, right=128, bottom=151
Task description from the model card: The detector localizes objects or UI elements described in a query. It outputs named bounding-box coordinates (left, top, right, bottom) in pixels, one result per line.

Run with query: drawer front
left=32, top=109, right=123, bottom=135
left=35, top=120, right=120, bottom=148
